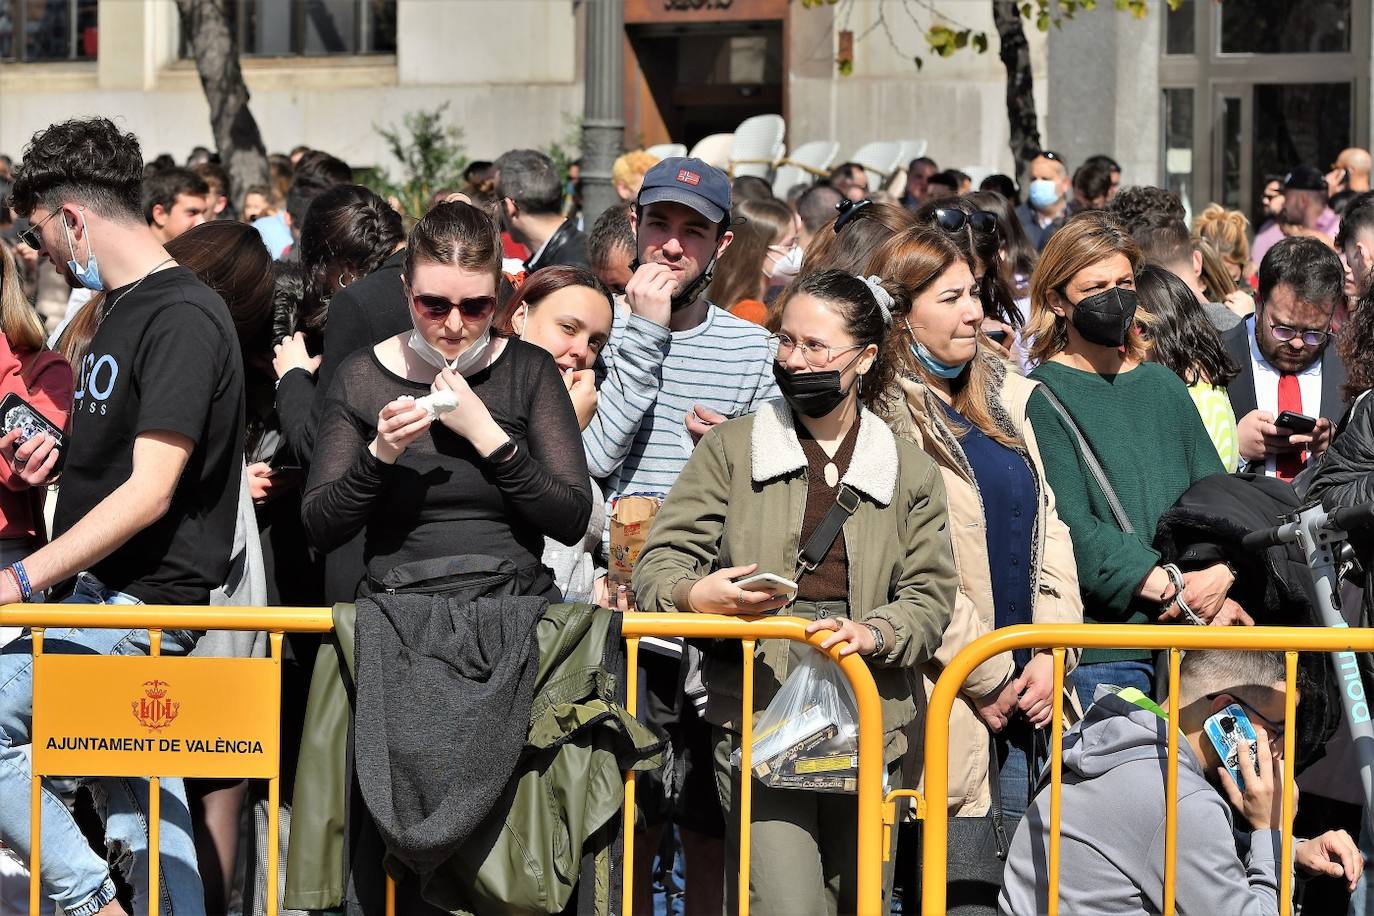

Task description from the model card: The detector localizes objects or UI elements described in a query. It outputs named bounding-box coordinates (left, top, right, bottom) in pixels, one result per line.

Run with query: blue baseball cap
left=636, top=157, right=731, bottom=224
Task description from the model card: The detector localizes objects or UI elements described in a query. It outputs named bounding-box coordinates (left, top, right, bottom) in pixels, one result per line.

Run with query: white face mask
left=407, top=309, right=495, bottom=376
left=766, top=243, right=803, bottom=282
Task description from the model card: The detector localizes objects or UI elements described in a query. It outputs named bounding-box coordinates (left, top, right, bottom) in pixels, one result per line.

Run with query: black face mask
left=1069, top=286, right=1138, bottom=348
left=772, top=357, right=859, bottom=419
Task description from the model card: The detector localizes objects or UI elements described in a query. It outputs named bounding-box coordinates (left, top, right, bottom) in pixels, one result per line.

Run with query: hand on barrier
left=0, top=428, right=59, bottom=488
left=1217, top=725, right=1283, bottom=831
left=1013, top=651, right=1057, bottom=728
left=1296, top=829, right=1365, bottom=891
left=688, top=564, right=793, bottom=615
left=805, top=616, right=876, bottom=657
left=974, top=677, right=1020, bottom=733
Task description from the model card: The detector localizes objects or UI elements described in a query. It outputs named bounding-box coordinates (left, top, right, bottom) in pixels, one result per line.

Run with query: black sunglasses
left=18, top=210, right=58, bottom=251
left=412, top=293, right=498, bottom=321
left=930, top=208, right=999, bottom=235
left=834, top=198, right=873, bottom=233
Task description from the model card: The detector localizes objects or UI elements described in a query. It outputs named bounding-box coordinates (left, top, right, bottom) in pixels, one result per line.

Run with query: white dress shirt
left=1245, top=315, right=1322, bottom=476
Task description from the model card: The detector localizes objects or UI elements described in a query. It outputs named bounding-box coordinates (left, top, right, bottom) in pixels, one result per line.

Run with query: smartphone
left=985, top=329, right=1009, bottom=344
left=733, top=572, right=799, bottom=603
left=1275, top=410, right=1317, bottom=434
left=0, top=392, right=65, bottom=472
left=1204, top=703, right=1261, bottom=789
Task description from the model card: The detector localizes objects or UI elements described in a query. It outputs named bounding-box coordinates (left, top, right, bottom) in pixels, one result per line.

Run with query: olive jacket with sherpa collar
left=633, top=398, right=958, bottom=763
left=882, top=353, right=1084, bottom=817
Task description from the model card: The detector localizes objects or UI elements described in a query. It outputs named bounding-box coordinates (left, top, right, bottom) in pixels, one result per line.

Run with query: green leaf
left=972, top=32, right=989, bottom=53
left=954, top=29, right=969, bottom=49
left=1035, top=11, right=1050, bottom=30
left=838, top=58, right=854, bottom=76
left=913, top=55, right=924, bottom=71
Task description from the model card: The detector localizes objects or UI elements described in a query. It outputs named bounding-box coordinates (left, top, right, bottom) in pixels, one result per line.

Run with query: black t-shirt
left=54, top=266, right=246, bottom=605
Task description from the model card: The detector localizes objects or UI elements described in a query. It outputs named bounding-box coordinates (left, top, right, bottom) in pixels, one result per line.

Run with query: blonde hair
left=0, top=245, right=46, bottom=353
left=612, top=150, right=660, bottom=192
left=1193, top=204, right=1250, bottom=273
left=1194, top=236, right=1240, bottom=302
left=1028, top=212, right=1148, bottom=365
left=869, top=225, right=1021, bottom=450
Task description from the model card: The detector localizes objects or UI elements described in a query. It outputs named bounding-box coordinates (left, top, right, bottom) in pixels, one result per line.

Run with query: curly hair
left=8, top=117, right=144, bottom=220
left=1193, top=203, right=1250, bottom=273
left=1106, top=185, right=1186, bottom=236
left=1340, top=291, right=1374, bottom=401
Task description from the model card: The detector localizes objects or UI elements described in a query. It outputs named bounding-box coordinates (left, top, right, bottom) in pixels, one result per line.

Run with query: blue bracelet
left=10, top=561, right=32, bottom=602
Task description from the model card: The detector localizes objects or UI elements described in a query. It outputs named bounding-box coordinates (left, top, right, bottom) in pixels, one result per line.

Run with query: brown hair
left=0, top=244, right=48, bottom=354
left=1027, top=211, right=1147, bottom=365
left=1341, top=288, right=1374, bottom=400
left=869, top=225, right=1020, bottom=448
left=1193, top=203, right=1250, bottom=273
left=1194, top=236, right=1240, bottom=302
left=404, top=200, right=502, bottom=283
left=708, top=197, right=793, bottom=311
left=800, top=200, right=914, bottom=277
left=497, top=264, right=614, bottom=334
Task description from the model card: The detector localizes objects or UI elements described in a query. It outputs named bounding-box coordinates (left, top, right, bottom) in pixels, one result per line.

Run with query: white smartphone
left=734, top=572, right=799, bottom=601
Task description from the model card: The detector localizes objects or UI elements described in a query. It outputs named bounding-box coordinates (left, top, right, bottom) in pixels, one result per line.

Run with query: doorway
left=625, top=19, right=783, bottom=149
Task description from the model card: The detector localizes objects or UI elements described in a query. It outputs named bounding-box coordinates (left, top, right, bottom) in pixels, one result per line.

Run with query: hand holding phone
left=1274, top=410, right=1317, bottom=435
left=1205, top=704, right=1260, bottom=789
left=0, top=392, right=64, bottom=475
left=733, top=572, right=798, bottom=603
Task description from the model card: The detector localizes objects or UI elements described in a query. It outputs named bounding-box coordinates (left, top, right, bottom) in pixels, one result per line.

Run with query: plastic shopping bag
left=740, top=648, right=860, bottom=793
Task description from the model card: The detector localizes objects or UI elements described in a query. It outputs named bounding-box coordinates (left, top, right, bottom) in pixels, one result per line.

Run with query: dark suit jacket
left=1221, top=319, right=1348, bottom=425
left=526, top=218, right=589, bottom=272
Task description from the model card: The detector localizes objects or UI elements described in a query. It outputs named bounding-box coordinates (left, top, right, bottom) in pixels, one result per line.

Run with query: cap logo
left=677, top=169, right=701, bottom=186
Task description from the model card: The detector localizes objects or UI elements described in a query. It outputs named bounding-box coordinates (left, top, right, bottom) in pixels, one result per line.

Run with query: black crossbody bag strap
left=1036, top=385, right=1134, bottom=534
left=795, top=484, right=862, bottom=578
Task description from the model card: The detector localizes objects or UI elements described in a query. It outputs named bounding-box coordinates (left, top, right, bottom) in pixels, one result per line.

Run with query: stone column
left=581, top=0, right=624, bottom=229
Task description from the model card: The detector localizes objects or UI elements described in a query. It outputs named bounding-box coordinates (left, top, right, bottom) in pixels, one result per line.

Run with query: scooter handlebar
left=1327, top=501, right=1374, bottom=535
left=1242, top=524, right=1292, bottom=551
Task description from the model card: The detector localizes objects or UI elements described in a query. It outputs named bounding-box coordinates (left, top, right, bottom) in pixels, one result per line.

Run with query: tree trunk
left=174, top=0, right=269, bottom=200
left=992, top=0, right=1041, bottom=185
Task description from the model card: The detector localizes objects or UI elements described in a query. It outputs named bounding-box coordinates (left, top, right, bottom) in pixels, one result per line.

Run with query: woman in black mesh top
left=301, top=201, right=592, bottom=600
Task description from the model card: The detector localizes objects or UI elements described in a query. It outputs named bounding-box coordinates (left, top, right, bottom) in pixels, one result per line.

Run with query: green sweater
left=1027, top=361, right=1224, bottom=663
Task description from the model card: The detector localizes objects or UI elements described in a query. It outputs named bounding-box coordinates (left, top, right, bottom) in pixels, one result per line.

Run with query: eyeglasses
left=930, top=208, right=999, bottom=235
left=1207, top=692, right=1286, bottom=741
left=1268, top=321, right=1329, bottom=348
left=18, top=210, right=58, bottom=251
left=412, top=293, right=498, bottom=321
left=770, top=333, right=862, bottom=368
left=834, top=198, right=873, bottom=233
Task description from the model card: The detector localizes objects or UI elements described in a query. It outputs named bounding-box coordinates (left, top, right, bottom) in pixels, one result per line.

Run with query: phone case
left=0, top=393, right=65, bottom=472
left=1204, top=704, right=1260, bottom=788
left=1275, top=411, right=1317, bottom=433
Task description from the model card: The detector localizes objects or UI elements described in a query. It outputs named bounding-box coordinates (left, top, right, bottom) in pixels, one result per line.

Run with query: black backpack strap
left=796, top=484, right=862, bottom=576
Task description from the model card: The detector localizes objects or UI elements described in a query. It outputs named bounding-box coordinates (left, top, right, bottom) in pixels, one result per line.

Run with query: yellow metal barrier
left=4, top=607, right=891, bottom=916
left=921, top=624, right=1374, bottom=916
left=1, top=604, right=332, bottom=916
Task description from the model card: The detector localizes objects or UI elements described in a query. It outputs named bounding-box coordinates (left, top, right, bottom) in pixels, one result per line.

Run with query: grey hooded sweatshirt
left=999, top=686, right=1282, bottom=915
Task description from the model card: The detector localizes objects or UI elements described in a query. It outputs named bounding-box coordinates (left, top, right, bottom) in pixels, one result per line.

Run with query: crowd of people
left=0, top=116, right=1373, bottom=916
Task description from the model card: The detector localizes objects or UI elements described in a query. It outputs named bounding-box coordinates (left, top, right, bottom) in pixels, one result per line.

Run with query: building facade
left=3, top=0, right=1369, bottom=220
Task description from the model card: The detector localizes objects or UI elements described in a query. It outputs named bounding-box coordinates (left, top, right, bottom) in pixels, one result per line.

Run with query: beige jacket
left=633, top=399, right=958, bottom=763
left=883, top=354, right=1084, bottom=816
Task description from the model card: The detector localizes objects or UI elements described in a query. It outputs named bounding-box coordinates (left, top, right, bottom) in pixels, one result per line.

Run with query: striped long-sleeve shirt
left=584, top=305, right=779, bottom=524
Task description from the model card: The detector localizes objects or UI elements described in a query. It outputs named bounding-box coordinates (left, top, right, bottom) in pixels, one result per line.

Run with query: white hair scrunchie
left=861, top=275, right=894, bottom=326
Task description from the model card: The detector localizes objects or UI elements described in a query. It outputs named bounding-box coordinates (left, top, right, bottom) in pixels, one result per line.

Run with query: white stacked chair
left=772, top=140, right=840, bottom=199
left=848, top=141, right=904, bottom=195
left=688, top=133, right=735, bottom=170
left=645, top=143, right=687, bottom=161
left=729, top=114, right=786, bottom=180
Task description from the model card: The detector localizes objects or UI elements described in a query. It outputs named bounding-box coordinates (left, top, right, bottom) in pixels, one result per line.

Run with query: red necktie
left=1277, top=373, right=1303, bottom=481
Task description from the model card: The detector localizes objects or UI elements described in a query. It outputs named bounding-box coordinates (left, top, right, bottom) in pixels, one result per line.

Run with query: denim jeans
left=1070, top=658, right=1155, bottom=708
left=0, top=572, right=205, bottom=916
